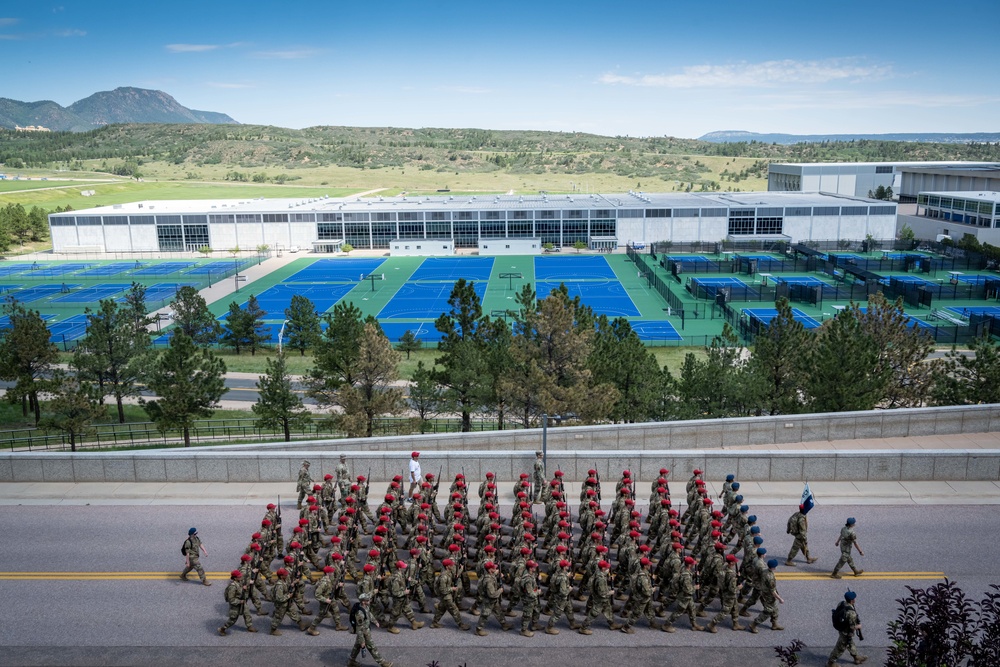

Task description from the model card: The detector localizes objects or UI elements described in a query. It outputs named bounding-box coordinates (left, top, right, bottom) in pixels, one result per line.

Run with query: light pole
left=277, top=318, right=289, bottom=354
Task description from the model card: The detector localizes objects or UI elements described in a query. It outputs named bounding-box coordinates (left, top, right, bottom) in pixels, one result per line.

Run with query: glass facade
left=917, top=193, right=999, bottom=228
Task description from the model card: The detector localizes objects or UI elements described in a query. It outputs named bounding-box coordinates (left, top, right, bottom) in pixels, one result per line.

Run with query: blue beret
left=767, top=559, right=778, bottom=568
left=847, top=517, right=856, bottom=525
left=845, top=591, right=857, bottom=601
left=750, top=526, right=760, bottom=534
left=188, top=527, right=197, bottom=535
left=732, top=482, right=740, bottom=490
left=756, top=547, right=767, bottom=556
left=748, top=515, right=757, bottom=523
left=753, top=536, right=763, bottom=545
left=725, top=474, right=735, bottom=481
left=740, top=504, right=749, bottom=512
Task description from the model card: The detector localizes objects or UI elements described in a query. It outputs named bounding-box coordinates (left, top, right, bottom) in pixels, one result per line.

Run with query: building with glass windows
left=48, top=191, right=897, bottom=254
left=896, top=191, right=1000, bottom=245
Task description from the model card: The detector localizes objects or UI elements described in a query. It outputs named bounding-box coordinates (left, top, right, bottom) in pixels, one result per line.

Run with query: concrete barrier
left=1, top=449, right=997, bottom=484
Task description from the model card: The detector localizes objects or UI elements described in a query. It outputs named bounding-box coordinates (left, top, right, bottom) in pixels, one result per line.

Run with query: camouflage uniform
left=348, top=599, right=392, bottom=667
left=219, top=575, right=255, bottom=634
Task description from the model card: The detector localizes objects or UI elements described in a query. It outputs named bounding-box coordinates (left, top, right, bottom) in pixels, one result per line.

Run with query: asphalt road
left=0, top=502, right=996, bottom=667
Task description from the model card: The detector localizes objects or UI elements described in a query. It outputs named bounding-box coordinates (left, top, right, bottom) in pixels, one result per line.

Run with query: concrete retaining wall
left=2, top=449, right=998, bottom=484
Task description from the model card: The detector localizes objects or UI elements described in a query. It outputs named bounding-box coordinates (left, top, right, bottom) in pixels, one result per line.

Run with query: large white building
left=48, top=191, right=897, bottom=254
left=767, top=161, right=1000, bottom=200
left=897, top=191, right=1000, bottom=245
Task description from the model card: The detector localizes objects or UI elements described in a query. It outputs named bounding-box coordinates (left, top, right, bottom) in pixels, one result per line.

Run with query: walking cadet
left=306, top=565, right=346, bottom=636
left=663, top=556, right=703, bottom=632
left=336, top=454, right=351, bottom=508
left=474, top=561, right=510, bottom=636
left=578, top=560, right=621, bottom=634
left=218, top=570, right=257, bottom=635
left=544, top=559, right=579, bottom=634
left=786, top=503, right=819, bottom=566
left=517, top=560, right=542, bottom=636
left=431, top=558, right=470, bottom=630
left=269, top=568, right=309, bottom=635
left=180, top=527, right=211, bottom=586
left=706, top=554, right=743, bottom=632
left=831, top=517, right=865, bottom=578
left=748, top=559, right=784, bottom=633
left=296, top=460, right=312, bottom=509
left=348, top=593, right=393, bottom=667
left=828, top=590, right=868, bottom=665
left=383, top=561, right=425, bottom=633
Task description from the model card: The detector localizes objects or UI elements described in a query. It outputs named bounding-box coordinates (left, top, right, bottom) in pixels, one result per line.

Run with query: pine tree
left=589, top=316, right=667, bottom=423
left=0, top=299, right=58, bottom=425
left=746, top=297, right=811, bottom=415
left=283, top=294, right=320, bottom=356
left=408, top=360, right=448, bottom=433
left=434, top=279, right=488, bottom=432
left=140, top=330, right=228, bottom=446
left=330, top=322, right=405, bottom=437
left=244, top=294, right=269, bottom=356
left=304, top=301, right=366, bottom=404
left=122, top=282, right=154, bottom=336
left=807, top=304, right=887, bottom=412
left=396, top=329, right=422, bottom=360
left=73, top=298, right=150, bottom=423
left=170, top=285, right=221, bottom=345
left=859, top=293, right=935, bottom=408
left=479, top=316, right=514, bottom=429
left=40, top=371, right=106, bottom=451
left=931, top=336, right=1000, bottom=405
left=252, top=353, right=311, bottom=441
left=221, top=301, right=252, bottom=354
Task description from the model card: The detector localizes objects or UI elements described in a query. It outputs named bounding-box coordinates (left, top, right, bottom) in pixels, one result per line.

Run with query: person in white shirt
left=408, top=452, right=421, bottom=502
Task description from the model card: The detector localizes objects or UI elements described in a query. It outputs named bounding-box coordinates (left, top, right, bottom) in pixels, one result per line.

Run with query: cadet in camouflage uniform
left=236, top=554, right=266, bottom=615
left=180, top=527, right=211, bottom=586
left=748, top=559, right=784, bottom=633
left=707, top=554, right=743, bottom=632
left=431, top=558, right=470, bottom=630
left=578, top=560, right=621, bottom=634
left=786, top=504, right=819, bottom=565
left=383, top=561, right=425, bottom=633
left=296, top=460, right=312, bottom=509
left=269, top=567, right=309, bottom=635
left=831, top=517, right=865, bottom=578
left=517, top=560, right=541, bottom=636
left=474, top=561, right=510, bottom=636
left=545, top=559, right=578, bottom=634
left=349, top=593, right=393, bottom=667
left=306, top=566, right=346, bottom=635
left=623, top=557, right=658, bottom=633
left=828, top=590, right=868, bottom=665
left=663, top=556, right=703, bottom=632
left=532, top=451, right=545, bottom=503
left=336, top=454, right=350, bottom=508
left=218, top=570, right=257, bottom=635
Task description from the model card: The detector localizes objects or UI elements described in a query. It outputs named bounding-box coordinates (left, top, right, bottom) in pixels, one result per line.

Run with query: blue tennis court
left=380, top=321, right=443, bottom=343
left=744, top=307, right=822, bottom=329
left=28, top=263, right=91, bottom=277
left=184, top=261, right=242, bottom=276
left=534, top=256, right=616, bottom=280
left=628, top=320, right=683, bottom=342
left=249, top=283, right=357, bottom=316
left=833, top=254, right=865, bottom=261
left=535, top=280, right=640, bottom=317
left=0, top=265, right=32, bottom=277
left=775, top=276, right=832, bottom=286
left=9, top=284, right=79, bottom=303
left=883, top=252, right=929, bottom=260
left=77, top=263, right=137, bottom=277
left=666, top=255, right=712, bottom=263
left=140, top=283, right=195, bottom=304
left=0, top=284, right=20, bottom=295
left=48, top=315, right=90, bottom=342
left=286, top=258, right=387, bottom=283
left=953, top=274, right=996, bottom=285
left=0, top=313, right=56, bottom=330
left=735, top=254, right=779, bottom=261
left=379, top=281, right=488, bottom=319
left=133, top=262, right=197, bottom=276
left=949, top=306, right=1000, bottom=318
left=888, top=275, right=934, bottom=286
left=691, top=277, right=759, bottom=298
left=52, top=284, right=130, bottom=303
left=410, top=257, right=495, bottom=282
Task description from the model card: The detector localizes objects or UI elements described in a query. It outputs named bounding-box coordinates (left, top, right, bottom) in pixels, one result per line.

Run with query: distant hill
left=0, top=87, right=238, bottom=131
left=700, top=130, right=1000, bottom=145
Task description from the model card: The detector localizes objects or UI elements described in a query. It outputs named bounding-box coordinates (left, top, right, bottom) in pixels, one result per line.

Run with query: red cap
left=363, top=563, right=375, bottom=573
left=261, top=519, right=272, bottom=527
left=276, top=567, right=288, bottom=577
left=559, top=559, right=571, bottom=568
left=409, top=548, right=420, bottom=556
left=324, top=474, right=333, bottom=480
left=266, top=503, right=276, bottom=510
left=357, top=475, right=366, bottom=482
left=411, top=452, right=419, bottom=458
left=251, top=532, right=261, bottom=540
left=554, top=470, right=564, bottom=477
left=693, top=469, right=703, bottom=475
left=240, top=554, right=252, bottom=562
left=486, top=472, right=495, bottom=478
left=250, top=543, right=261, bottom=552
left=289, top=540, right=301, bottom=549
left=396, top=560, right=407, bottom=569
left=284, top=555, right=295, bottom=563
left=659, top=468, right=668, bottom=475
left=526, top=560, right=538, bottom=569
left=448, top=544, right=461, bottom=553
left=598, top=560, right=610, bottom=569
left=442, top=558, right=454, bottom=567
left=684, top=556, right=696, bottom=565
left=588, top=469, right=597, bottom=475
left=323, top=565, right=335, bottom=574
left=726, top=554, right=738, bottom=563
left=299, top=518, right=309, bottom=525
left=331, top=552, right=344, bottom=561
left=520, top=547, right=531, bottom=555
left=640, top=557, right=651, bottom=566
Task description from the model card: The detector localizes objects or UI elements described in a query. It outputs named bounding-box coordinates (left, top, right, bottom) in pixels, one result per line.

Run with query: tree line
left=1, top=281, right=998, bottom=448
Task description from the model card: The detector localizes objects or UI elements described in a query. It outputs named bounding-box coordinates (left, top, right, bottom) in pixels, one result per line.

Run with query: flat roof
left=63, top=190, right=893, bottom=217
left=902, top=164, right=1000, bottom=174
left=920, top=191, right=1000, bottom=203
left=771, top=161, right=999, bottom=168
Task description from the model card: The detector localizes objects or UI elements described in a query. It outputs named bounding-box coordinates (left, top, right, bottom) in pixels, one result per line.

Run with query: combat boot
left=255, top=608, right=268, bottom=616
left=854, top=658, right=868, bottom=665
left=831, top=570, right=842, bottom=579
left=387, top=626, right=400, bottom=634
left=732, top=621, right=745, bottom=631
left=217, top=627, right=227, bottom=636
left=298, top=619, right=310, bottom=631
left=748, top=621, right=759, bottom=634
left=706, top=621, right=718, bottom=633
left=246, top=625, right=258, bottom=633
left=577, top=627, right=592, bottom=635
left=784, top=560, right=796, bottom=566
left=807, top=556, right=819, bottom=564
left=662, top=623, right=676, bottom=633
left=347, top=660, right=361, bottom=667
left=520, top=629, right=534, bottom=637
left=336, top=622, right=348, bottom=631
left=738, top=606, right=751, bottom=617
left=430, top=621, right=443, bottom=629
left=411, top=620, right=424, bottom=630
left=853, top=569, right=865, bottom=577
left=306, top=627, right=319, bottom=636
left=772, top=623, right=785, bottom=631
left=568, top=621, right=580, bottom=630
left=458, top=623, right=471, bottom=630
left=545, top=626, right=560, bottom=635
left=475, top=627, right=488, bottom=636
left=270, top=628, right=282, bottom=636
left=609, top=622, right=622, bottom=630
left=501, top=623, right=512, bottom=631
left=621, top=625, right=635, bottom=634
left=691, top=622, right=704, bottom=631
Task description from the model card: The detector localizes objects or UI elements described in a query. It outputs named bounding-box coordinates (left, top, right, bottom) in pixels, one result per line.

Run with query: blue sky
left=2, top=0, right=998, bottom=138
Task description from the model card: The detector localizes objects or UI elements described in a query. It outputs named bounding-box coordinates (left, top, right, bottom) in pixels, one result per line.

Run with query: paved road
left=0, top=501, right=996, bottom=666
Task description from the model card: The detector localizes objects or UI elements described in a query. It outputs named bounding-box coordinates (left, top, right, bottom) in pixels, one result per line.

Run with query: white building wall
left=289, top=222, right=315, bottom=247
left=479, top=238, right=540, bottom=255
left=802, top=175, right=822, bottom=191
left=262, top=223, right=291, bottom=250
left=837, top=215, right=869, bottom=240
left=104, top=227, right=133, bottom=252
left=391, top=240, right=454, bottom=256
left=210, top=223, right=238, bottom=251
left=130, top=226, right=158, bottom=251
left=700, top=217, right=727, bottom=243
left=51, top=227, right=78, bottom=251
left=76, top=226, right=105, bottom=247
left=868, top=214, right=896, bottom=240
left=782, top=216, right=813, bottom=242
left=234, top=224, right=264, bottom=250
left=617, top=219, right=644, bottom=245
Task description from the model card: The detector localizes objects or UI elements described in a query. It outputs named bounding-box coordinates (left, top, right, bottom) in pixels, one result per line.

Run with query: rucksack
left=832, top=601, right=850, bottom=632
left=181, top=539, right=191, bottom=556
left=348, top=602, right=363, bottom=634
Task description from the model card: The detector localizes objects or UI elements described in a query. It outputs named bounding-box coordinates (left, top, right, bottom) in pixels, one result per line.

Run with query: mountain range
left=0, top=87, right=238, bottom=132
left=699, top=130, right=1000, bottom=144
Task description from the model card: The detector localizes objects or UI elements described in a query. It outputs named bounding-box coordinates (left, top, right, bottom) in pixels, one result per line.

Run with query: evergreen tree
left=170, top=285, right=221, bottom=345
left=859, top=293, right=935, bottom=408
left=140, top=329, right=228, bottom=447
left=244, top=294, right=269, bottom=356
left=3, top=203, right=31, bottom=248
left=40, top=371, right=106, bottom=452
left=434, top=279, right=488, bottom=432
left=73, top=298, right=150, bottom=423
left=589, top=316, right=667, bottom=423
left=122, top=282, right=154, bottom=336
left=396, top=329, right=422, bottom=360
left=746, top=297, right=811, bottom=415
left=329, top=322, right=405, bottom=437
left=27, top=206, right=48, bottom=242
left=252, top=353, right=311, bottom=441
left=304, top=301, right=367, bottom=404
left=931, top=336, right=1000, bottom=405
left=221, top=301, right=252, bottom=354
left=408, top=360, right=448, bottom=433
left=479, top=316, right=514, bottom=429
left=674, top=324, right=753, bottom=419
left=806, top=304, right=888, bottom=412
left=0, top=299, right=58, bottom=425
left=283, top=294, right=321, bottom=356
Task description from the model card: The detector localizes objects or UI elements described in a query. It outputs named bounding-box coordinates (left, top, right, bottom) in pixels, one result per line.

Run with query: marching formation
left=202, top=451, right=867, bottom=667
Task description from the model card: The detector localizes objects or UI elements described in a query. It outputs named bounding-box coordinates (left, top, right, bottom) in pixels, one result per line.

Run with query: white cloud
left=600, top=58, right=892, bottom=88
left=252, top=48, right=322, bottom=60
left=54, top=28, right=85, bottom=37
left=207, top=81, right=255, bottom=89
left=0, top=18, right=19, bottom=26
left=744, top=89, right=1000, bottom=112
left=166, top=43, right=220, bottom=53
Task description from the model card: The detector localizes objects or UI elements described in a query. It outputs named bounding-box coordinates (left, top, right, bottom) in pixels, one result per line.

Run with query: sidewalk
left=2, top=479, right=998, bottom=506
